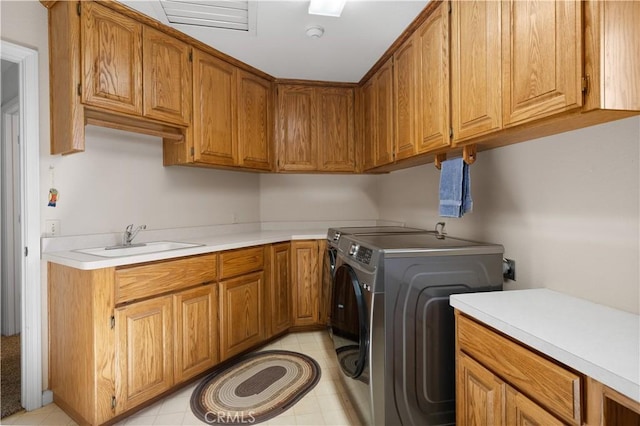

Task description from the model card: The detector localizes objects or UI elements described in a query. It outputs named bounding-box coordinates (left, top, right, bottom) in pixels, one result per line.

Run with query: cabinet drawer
left=457, top=314, right=582, bottom=425
left=219, top=246, right=264, bottom=280
left=115, top=253, right=217, bottom=304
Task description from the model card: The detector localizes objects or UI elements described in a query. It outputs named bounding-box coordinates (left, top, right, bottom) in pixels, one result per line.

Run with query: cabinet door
left=361, top=79, right=376, bottom=171
left=192, top=49, right=237, bottom=166
left=394, top=35, right=419, bottom=160
left=317, top=87, right=356, bottom=172
left=142, top=26, right=192, bottom=125
left=505, top=386, right=565, bottom=426
left=456, top=352, right=505, bottom=426
left=291, top=241, right=320, bottom=326
left=219, top=272, right=264, bottom=360
left=81, top=1, right=142, bottom=114
left=502, top=0, right=582, bottom=126
left=416, top=1, right=450, bottom=153
left=317, top=239, right=330, bottom=326
left=375, top=58, right=395, bottom=167
left=268, top=243, right=292, bottom=337
left=174, top=284, right=218, bottom=383
left=237, top=71, right=273, bottom=171
left=451, top=0, right=502, bottom=143
left=115, top=296, right=173, bottom=413
left=277, top=85, right=317, bottom=171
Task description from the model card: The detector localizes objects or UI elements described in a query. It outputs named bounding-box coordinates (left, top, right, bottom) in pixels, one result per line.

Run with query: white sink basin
left=75, top=241, right=204, bottom=258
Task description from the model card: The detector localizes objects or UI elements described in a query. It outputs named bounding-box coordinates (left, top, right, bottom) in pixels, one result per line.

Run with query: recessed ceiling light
left=308, top=0, right=346, bottom=17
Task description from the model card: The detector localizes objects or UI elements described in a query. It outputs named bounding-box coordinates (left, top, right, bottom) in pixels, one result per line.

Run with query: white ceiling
left=121, top=0, right=430, bottom=82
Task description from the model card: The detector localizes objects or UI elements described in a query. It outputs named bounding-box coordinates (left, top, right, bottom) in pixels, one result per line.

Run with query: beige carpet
left=1, top=334, right=22, bottom=418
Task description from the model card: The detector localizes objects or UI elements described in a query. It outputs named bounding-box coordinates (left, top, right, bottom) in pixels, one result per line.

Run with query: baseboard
left=42, top=390, right=53, bottom=406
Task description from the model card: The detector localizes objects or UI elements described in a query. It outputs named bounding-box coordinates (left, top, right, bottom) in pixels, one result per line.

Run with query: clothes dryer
left=330, top=233, right=503, bottom=425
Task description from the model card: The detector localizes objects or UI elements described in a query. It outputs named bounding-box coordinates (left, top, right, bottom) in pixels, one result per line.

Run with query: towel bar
left=463, top=144, right=477, bottom=165
left=435, top=144, right=477, bottom=169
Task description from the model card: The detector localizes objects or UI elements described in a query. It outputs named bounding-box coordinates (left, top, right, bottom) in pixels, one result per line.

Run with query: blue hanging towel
left=439, top=158, right=473, bottom=218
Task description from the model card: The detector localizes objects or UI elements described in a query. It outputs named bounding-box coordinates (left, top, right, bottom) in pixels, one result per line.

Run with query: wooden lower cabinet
left=291, top=240, right=321, bottom=327
left=457, top=351, right=565, bottom=426
left=115, top=296, right=174, bottom=414
left=456, top=352, right=504, bottom=426
left=173, top=284, right=218, bottom=382
left=114, top=284, right=218, bottom=414
left=219, top=271, right=264, bottom=360
left=267, top=243, right=292, bottom=337
left=48, top=240, right=327, bottom=424
left=505, top=386, right=565, bottom=426
left=456, top=311, right=582, bottom=426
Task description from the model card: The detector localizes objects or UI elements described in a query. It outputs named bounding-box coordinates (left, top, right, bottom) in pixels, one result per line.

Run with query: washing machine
left=330, top=232, right=504, bottom=425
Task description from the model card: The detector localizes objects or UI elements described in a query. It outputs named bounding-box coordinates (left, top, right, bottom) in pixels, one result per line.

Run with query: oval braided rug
left=191, top=350, right=321, bottom=424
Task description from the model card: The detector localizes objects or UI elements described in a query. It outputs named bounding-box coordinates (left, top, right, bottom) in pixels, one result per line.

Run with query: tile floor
left=1, top=331, right=361, bottom=426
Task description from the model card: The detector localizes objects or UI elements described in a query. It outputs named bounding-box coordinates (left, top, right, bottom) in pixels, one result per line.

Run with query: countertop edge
left=42, top=230, right=327, bottom=270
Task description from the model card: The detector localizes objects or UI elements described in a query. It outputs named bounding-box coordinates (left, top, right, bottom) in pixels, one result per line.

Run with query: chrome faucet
left=123, top=224, right=146, bottom=246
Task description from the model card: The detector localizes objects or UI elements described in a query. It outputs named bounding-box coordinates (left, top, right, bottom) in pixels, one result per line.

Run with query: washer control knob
left=349, top=243, right=359, bottom=256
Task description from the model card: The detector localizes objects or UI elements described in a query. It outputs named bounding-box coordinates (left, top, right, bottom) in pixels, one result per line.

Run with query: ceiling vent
left=159, top=0, right=252, bottom=32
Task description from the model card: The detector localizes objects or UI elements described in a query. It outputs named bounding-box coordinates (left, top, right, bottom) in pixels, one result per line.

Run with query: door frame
left=1, top=40, right=42, bottom=411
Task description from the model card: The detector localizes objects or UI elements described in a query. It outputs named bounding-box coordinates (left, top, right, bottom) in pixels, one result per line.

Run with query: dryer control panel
left=348, top=243, right=373, bottom=265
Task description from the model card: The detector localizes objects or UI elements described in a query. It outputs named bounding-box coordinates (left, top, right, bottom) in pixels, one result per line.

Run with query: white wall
left=260, top=174, right=379, bottom=223
left=45, top=126, right=261, bottom=235
left=377, top=117, right=640, bottom=314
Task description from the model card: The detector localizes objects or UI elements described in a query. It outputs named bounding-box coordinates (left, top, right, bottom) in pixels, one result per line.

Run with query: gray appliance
left=330, top=233, right=503, bottom=425
left=322, top=226, right=432, bottom=327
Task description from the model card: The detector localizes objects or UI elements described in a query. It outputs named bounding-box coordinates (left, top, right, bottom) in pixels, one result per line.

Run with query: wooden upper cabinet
left=361, top=78, right=376, bottom=171
left=317, top=87, right=356, bottom=172
left=142, top=26, right=192, bottom=125
left=362, top=58, right=395, bottom=171
left=81, top=3, right=193, bottom=125
left=502, top=0, right=582, bottom=126
left=416, top=1, right=450, bottom=154
left=192, top=49, right=238, bottom=166
left=394, top=36, right=419, bottom=160
left=237, top=70, right=273, bottom=171
left=375, top=59, right=395, bottom=167
left=276, top=84, right=356, bottom=172
left=81, top=1, right=142, bottom=114
left=451, top=0, right=502, bottom=143
left=277, top=85, right=317, bottom=171
left=583, top=0, right=640, bottom=112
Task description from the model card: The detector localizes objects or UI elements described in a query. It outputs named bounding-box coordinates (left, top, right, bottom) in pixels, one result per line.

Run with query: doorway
left=1, top=40, right=42, bottom=414
left=1, top=58, right=22, bottom=418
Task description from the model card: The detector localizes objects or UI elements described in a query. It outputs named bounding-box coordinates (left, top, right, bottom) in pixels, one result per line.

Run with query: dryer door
left=330, top=263, right=368, bottom=379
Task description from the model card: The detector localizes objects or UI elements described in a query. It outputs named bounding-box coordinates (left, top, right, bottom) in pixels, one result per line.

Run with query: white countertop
left=450, top=289, right=640, bottom=403
left=42, top=229, right=328, bottom=270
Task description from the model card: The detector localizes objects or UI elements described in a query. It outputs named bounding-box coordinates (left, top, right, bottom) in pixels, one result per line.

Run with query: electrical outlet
left=45, top=219, right=60, bottom=236
left=503, top=258, right=516, bottom=281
